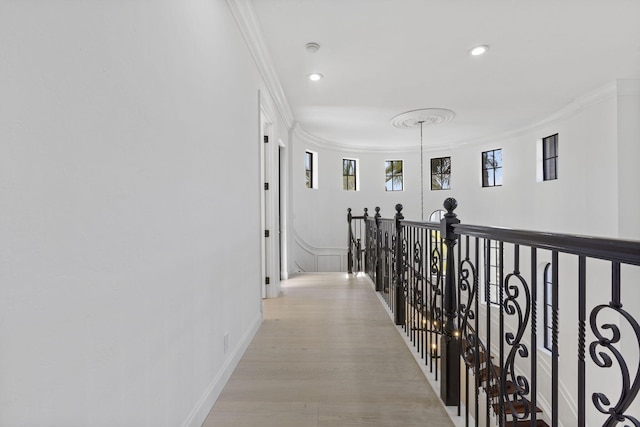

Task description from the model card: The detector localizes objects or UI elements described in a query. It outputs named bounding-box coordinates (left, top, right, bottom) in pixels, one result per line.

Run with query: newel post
left=363, top=208, right=369, bottom=273
left=394, top=204, right=405, bottom=326
left=347, top=208, right=353, bottom=274
left=440, top=197, right=461, bottom=406
left=374, top=207, right=382, bottom=292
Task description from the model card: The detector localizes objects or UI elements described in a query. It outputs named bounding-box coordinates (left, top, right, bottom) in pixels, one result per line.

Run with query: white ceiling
left=251, top=0, right=640, bottom=149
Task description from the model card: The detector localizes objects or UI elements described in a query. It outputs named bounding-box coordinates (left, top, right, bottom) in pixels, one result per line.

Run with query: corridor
left=202, top=273, right=454, bottom=427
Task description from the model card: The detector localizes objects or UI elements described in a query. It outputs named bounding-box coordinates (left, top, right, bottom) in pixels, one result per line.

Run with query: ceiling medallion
left=391, top=108, right=456, bottom=129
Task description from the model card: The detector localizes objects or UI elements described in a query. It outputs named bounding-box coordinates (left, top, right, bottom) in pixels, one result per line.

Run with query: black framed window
left=544, top=263, right=553, bottom=351
left=343, top=159, right=356, bottom=191
left=385, top=160, right=403, bottom=191
left=482, top=149, right=502, bottom=187
left=305, top=151, right=313, bottom=188
left=543, top=134, right=558, bottom=181
left=485, top=240, right=500, bottom=305
left=431, top=156, right=451, bottom=190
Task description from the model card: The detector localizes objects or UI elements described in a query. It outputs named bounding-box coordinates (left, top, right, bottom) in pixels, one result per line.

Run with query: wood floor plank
left=203, top=273, right=454, bottom=426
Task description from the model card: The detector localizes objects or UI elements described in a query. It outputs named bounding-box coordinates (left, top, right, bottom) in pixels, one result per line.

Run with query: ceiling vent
left=305, top=42, right=320, bottom=53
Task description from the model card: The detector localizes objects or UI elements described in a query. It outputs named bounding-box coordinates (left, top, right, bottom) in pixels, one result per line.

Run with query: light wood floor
left=202, top=273, right=454, bottom=427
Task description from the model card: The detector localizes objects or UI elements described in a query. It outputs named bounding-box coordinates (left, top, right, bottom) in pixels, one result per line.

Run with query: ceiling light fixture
left=470, top=45, right=489, bottom=56
left=309, top=73, right=323, bottom=81
left=391, top=109, right=456, bottom=220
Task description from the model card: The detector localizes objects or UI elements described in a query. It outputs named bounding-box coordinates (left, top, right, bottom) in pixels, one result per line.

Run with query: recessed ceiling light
left=309, top=73, right=323, bottom=81
left=470, top=45, right=489, bottom=56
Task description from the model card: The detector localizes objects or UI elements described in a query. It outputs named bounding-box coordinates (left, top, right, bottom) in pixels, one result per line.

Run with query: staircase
left=463, top=340, right=550, bottom=427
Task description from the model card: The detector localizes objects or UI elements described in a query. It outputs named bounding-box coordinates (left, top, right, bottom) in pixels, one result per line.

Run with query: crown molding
left=292, top=81, right=621, bottom=154
left=226, top=0, right=295, bottom=128
left=292, top=122, right=430, bottom=154
left=454, top=81, right=619, bottom=149
left=530, top=80, right=617, bottom=127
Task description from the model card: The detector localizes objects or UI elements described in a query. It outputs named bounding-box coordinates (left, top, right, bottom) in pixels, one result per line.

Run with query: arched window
left=543, top=263, right=553, bottom=351
left=428, top=210, right=446, bottom=254
left=429, top=210, right=445, bottom=222
left=428, top=210, right=447, bottom=285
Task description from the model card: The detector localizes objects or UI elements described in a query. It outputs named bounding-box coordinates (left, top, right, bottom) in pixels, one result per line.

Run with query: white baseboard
left=181, top=311, right=263, bottom=427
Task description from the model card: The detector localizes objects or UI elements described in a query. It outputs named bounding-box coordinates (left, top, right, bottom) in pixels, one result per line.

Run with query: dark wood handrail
left=452, top=223, right=640, bottom=266
left=368, top=215, right=640, bottom=266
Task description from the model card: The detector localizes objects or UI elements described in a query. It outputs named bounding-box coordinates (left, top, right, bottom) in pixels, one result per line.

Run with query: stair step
left=465, top=351, right=493, bottom=364
left=485, top=380, right=517, bottom=397
left=478, top=366, right=503, bottom=382
left=492, top=400, right=543, bottom=416
left=514, top=420, right=550, bottom=427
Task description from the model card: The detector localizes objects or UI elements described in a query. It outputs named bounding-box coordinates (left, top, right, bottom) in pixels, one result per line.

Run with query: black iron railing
left=347, top=207, right=367, bottom=274
left=347, top=199, right=640, bottom=427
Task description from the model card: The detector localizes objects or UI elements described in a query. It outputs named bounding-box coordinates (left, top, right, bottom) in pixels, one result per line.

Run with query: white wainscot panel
left=317, top=255, right=342, bottom=272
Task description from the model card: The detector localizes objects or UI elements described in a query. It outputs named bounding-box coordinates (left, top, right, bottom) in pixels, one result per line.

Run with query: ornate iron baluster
left=347, top=208, right=353, bottom=273
left=530, top=248, right=538, bottom=427
left=394, top=204, right=405, bottom=326
left=430, top=228, right=444, bottom=377
left=502, top=244, right=532, bottom=422
left=589, top=262, right=640, bottom=427
left=362, top=208, right=369, bottom=273
left=384, top=231, right=390, bottom=293
left=459, top=235, right=478, bottom=426
left=374, top=207, right=382, bottom=292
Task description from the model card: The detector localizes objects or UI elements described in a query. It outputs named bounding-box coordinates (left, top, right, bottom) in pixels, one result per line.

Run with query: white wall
left=617, top=79, right=640, bottom=240
left=0, top=1, right=277, bottom=426
left=616, top=80, right=640, bottom=421
left=289, top=82, right=639, bottom=273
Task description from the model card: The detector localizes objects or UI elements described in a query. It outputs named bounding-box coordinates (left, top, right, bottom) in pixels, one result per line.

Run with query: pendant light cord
left=420, top=121, right=424, bottom=221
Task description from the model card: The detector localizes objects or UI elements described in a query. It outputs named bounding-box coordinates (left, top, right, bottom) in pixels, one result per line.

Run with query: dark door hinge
left=263, top=135, right=269, bottom=143
left=264, top=230, right=270, bottom=238
left=265, top=277, right=270, bottom=285
left=264, top=182, right=269, bottom=190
